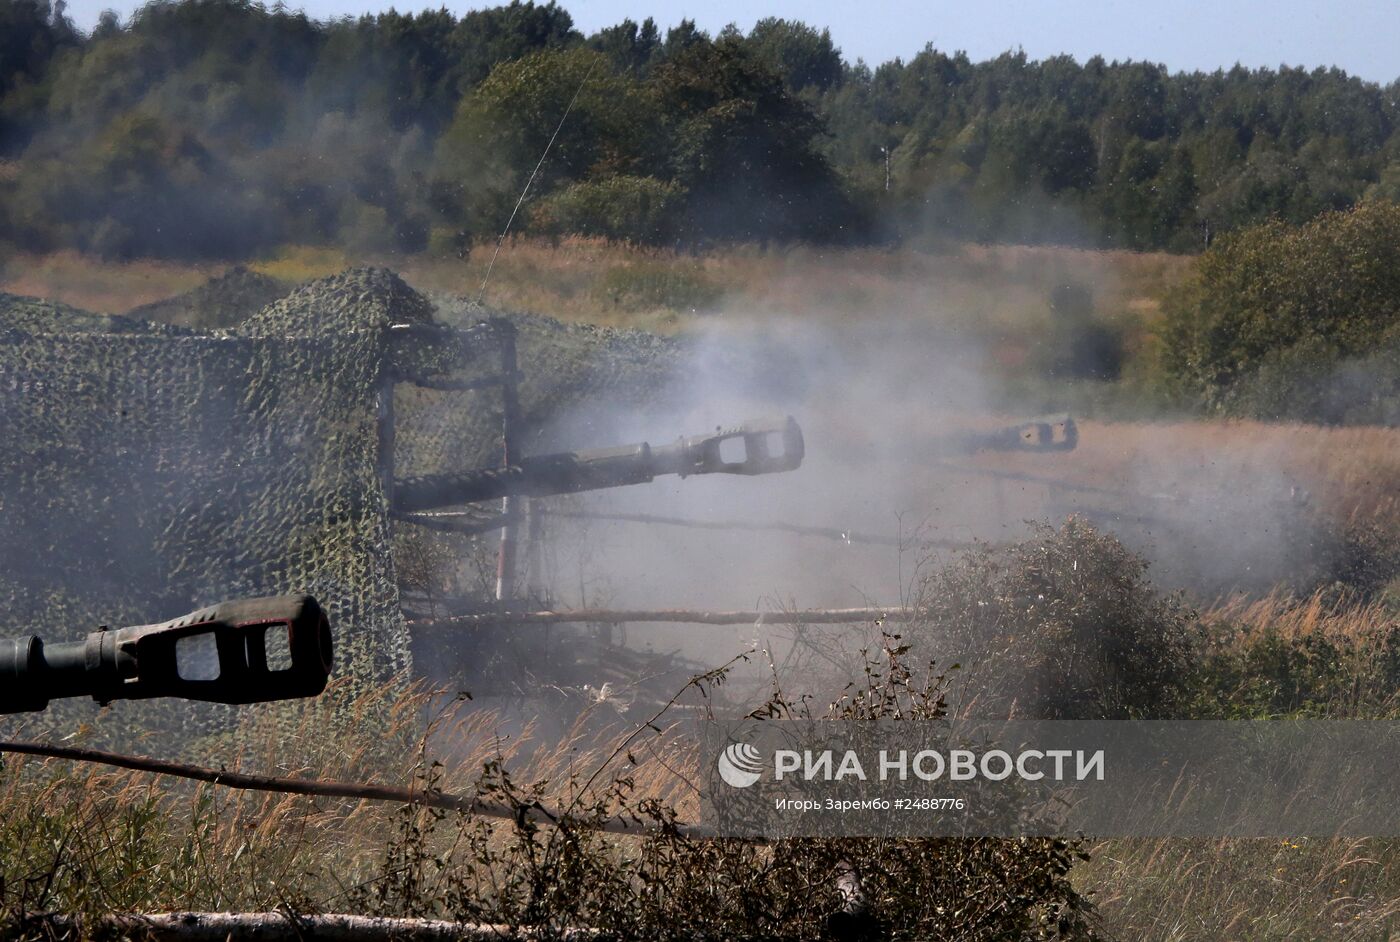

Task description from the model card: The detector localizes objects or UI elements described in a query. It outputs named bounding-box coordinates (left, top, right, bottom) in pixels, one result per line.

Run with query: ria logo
left=717, top=742, right=764, bottom=788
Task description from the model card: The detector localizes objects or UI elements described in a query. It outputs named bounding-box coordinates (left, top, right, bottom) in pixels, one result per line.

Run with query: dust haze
left=505, top=297, right=1326, bottom=675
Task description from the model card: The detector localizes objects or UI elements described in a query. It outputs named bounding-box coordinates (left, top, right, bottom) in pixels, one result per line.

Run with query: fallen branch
left=19, top=912, right=598, bottom=941
left=0, top=741, right=707, bottom=839
left=540, top=508, right=969, bottom=549
left=407, top=608, right=911, bottom=628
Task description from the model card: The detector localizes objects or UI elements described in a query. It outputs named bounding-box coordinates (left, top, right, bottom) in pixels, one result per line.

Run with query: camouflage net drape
left=0, top=268, right=684, bottom=747
left=0, top=270, right=493, bottom=742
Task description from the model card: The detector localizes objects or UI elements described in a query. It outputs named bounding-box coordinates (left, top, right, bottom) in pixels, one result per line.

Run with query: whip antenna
left=476, top=59, right=598, bottom=304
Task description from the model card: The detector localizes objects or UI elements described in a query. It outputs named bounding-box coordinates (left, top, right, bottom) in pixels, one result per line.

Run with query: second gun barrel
left=392, top=416, right=804, bottom=513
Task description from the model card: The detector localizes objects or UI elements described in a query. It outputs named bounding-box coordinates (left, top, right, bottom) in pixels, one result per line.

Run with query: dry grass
left=1186, top=588, right=1400, bottom=720
left=406, top=238, right=1189, bottom=341
left=1075, top=590, right=1400, bottom=940
left=1204, top=590, right=1399, bottom=644
left=1079, top=836, right=1400, bottom=941
left=0, top=250, right=217, bottom=314
left=975, top=417, right=1400, bottom=526
left=0, top=677, right=699, bottom=925
left=0, top=239, right=1189, bottom=336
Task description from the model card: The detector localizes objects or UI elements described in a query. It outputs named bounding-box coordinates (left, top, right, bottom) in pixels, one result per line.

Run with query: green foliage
left=743, top=17, right=843, bottom=94
left=1366, top=159, right=1400, bottom=201
left=1319, top=516, right=1400, bottom=601
left=651, top=34, right=855, bottom=242
left=433, top=46, right=657, bottom=240
left=913, top=518, right=1199, bottom=719
left=531, top=174, right=681, bottom=243
left=832, top=52, right=1395, bottom=249
left=1189, top=617, right=1400, bottom=719
left=911, top=519, right=1400, bottom=725
left=3, top=1, right=1400, bottom=257
left=1218, top=325, right=1400, bottom=424
left=448, top=0, right=577, bottom=88
left=1161, top=201, right=1400, bottom=421
left=304, top=9, right=462, bottom=133
left=0, top=0, right=69, bottom=89
left=0, top=0, right=76, bottom=139
left=1040, top=281, right=1124, bottom=381
left=586, top=16, right=660, bottom=75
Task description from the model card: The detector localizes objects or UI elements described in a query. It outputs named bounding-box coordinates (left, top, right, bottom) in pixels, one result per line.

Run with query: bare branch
left=0, top=741, right=709, bottom=839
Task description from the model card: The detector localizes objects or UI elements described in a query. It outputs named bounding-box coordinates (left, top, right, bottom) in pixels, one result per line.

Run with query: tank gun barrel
left=0, top=595, right=332, bottom=714
left=393, top=416, right=804, bottom=513
left=931, top=414, right=1077, bottom=457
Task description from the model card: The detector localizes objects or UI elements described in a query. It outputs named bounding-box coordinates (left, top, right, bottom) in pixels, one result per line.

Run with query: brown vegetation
left=0, top=250, right=216, bottom=315
left=991, top=418, right=1400, bottom=525
left=0, top=634, right=1096, bottom=941
left=5, top=523, right=1398, bottom=940
left=1, top=239, right=1188, bottom=336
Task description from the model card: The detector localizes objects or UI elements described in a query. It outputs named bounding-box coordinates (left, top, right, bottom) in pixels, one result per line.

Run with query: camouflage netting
left=0, top=269, right=496, bottom=742
left=0, top=267, right=691, bottom=743
left=127, top=266, right=291, bottom=329
left=395, top=295, right=684, bottom=480
left=0, top=294, right=197, bottom=336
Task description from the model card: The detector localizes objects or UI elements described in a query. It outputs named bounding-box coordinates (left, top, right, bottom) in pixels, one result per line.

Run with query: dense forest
left=1, top=0, right=1398, bottom=259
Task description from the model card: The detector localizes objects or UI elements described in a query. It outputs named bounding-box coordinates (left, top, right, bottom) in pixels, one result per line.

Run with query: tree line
left=1, top=0, right=1397, bottom=260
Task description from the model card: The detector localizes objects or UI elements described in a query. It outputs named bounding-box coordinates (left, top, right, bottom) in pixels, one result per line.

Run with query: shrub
left=911, top=518, right=1199, bottom=719
left=531, top=175, right=683, bottom=244
left=1316, top=515, right=1400, bottom=602
left=432, top=48, right=659, bottom=241
left=1040, top=281, right=1124, bottom=381
left=1192, top=626, right=1400, bottom=719
left=1219, top=323, right=1400, bottom=425
left=1187, top=593, right=1400, bottom=719
left=338, top=199, right=428, bottom=256
left=1160, top=201, right=1400, bottom=422
left=0, top=641, right=1099, bottom=941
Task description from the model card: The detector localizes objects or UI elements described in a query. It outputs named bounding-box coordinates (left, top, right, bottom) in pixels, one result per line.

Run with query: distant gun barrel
left=394, top=416, right=804, bottom=512
left=933, top=414, right=1078, bottom=456
left=0, top=595, right=332, bottom=714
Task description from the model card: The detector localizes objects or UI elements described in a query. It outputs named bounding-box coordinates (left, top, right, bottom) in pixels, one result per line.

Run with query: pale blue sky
left=60, top=0, right=1400, bottom=84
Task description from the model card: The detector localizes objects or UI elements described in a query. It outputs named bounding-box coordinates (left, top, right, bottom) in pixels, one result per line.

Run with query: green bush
left=1219, top=323, right=1400, bottom=425
left=1317, top=516, right=1400, bottom=602
left=337, top=199, right=429, bottom=256
left=1189, top=616, right=1400, bottom=719
left=912, top=518, right=1199, bottom=719
left=1161, top=201, right=1400, bottom=422
left=1038, top=281, right=1125, bottom=382
left=530, top=174, right=683, bottom=244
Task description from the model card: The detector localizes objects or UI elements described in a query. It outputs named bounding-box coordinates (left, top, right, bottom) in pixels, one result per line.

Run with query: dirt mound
left=127, top=266, right=291, bottom=329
